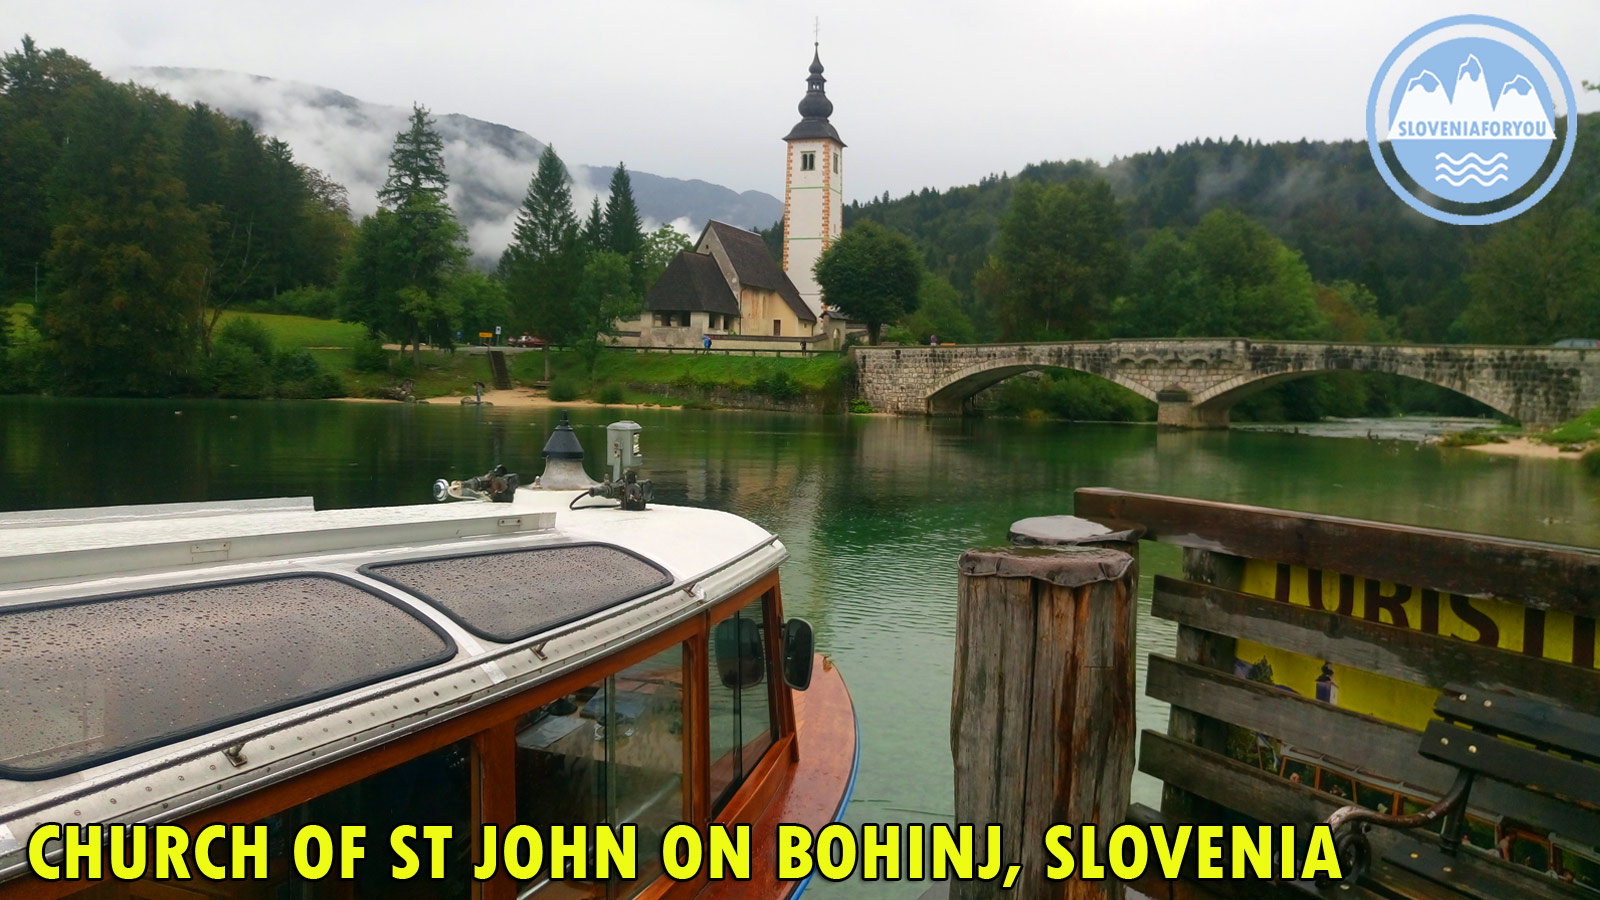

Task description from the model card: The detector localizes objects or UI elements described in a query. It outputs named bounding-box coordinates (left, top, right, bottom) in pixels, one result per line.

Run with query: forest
left=0, top=37, right=682, bottom=399
left=3, top=35, right=1597, bottom=423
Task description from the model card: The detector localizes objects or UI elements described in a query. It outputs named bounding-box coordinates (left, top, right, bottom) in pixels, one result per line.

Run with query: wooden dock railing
left=952, top=488, right=1600, bottom=900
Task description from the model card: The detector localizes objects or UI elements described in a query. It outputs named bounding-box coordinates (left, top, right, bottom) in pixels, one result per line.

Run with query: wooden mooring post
left=950, top=518, right=1138, bottom=900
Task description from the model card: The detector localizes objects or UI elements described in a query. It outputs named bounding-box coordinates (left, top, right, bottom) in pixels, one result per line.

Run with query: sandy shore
left=1462, top=437, right=1589, bottom=459
left=334, top=389, right=611, bottom=409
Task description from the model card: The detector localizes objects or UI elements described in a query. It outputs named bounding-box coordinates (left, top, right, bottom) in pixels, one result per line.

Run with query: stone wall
left=854, top=340, right=1600, bottom=427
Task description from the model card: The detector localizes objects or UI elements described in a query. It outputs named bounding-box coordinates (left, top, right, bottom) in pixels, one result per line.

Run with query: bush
left=271, top=349, right=344, bottom=399
left=0, top=321, right=49, bottom=394
left=595, top=383, right=626, bottom=405
left=279, top=286, right=338, bottom=319
left=547, top=378, right=580, bottom=402
left=351, top=336, right=392, bottom=374
left=216, top=316, right=275, bottom=361
left=849, top=397, right=874, bottom=414
left=202, top=341, right=272, bottom=398
left=1583, top=447, right=1600, bottom=477
left=754, top=370, right=801, bottom=401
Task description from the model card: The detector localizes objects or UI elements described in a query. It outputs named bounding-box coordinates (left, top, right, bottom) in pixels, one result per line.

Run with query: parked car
left=511, top=334, right=548, bottom=348
left=1552, top=338, right=1600, bottom=348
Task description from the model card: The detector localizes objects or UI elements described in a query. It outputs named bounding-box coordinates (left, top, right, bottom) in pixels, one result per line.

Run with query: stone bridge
left=853, top=339, right=1600, bottom=427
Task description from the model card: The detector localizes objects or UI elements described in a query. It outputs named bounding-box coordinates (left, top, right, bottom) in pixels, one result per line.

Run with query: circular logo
left=1367, top=15, right=1576, bottom=225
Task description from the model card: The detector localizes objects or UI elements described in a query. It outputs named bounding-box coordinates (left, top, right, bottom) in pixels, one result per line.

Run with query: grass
left=1437, top=429, right=1510, bottom=448
left=217, top=311, right=366, bottom=350
left=5, top=306, right=851, bottom=408
left=509, top=349, right=853, bottom=407
left=1539, top=406, right=1600, bottom=446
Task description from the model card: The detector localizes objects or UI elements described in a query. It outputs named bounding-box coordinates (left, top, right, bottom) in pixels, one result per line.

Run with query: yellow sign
left=1235, top=560, right=1596, bottom=731
left=478, top=332, right=493, bottom=339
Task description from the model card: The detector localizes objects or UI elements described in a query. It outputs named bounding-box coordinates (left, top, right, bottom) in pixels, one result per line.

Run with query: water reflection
left=4, top=397, right=1598, bottom=898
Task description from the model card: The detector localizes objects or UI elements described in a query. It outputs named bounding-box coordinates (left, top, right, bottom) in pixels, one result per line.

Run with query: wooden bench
left=1064, top=487, right=1600, bottom=900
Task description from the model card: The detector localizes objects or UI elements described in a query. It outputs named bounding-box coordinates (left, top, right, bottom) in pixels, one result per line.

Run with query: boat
left=0, top=419, right=858, bottom=899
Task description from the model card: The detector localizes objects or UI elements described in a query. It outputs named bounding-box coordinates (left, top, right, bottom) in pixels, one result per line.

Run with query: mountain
left=124, top=68, right=784, bottom=264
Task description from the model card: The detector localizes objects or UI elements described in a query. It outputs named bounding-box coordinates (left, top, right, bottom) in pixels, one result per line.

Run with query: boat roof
left=0, top=489, right=785, bottom=874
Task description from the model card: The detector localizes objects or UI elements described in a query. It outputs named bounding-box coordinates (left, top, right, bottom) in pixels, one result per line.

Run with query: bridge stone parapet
left=852, top=339, right=1600, bottom=428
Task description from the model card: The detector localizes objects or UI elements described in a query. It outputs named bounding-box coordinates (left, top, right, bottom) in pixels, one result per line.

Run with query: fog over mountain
left=124, top=67, right=785, bottom=264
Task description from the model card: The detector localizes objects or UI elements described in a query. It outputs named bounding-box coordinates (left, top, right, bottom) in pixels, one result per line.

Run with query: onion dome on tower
left=783, top=45, right=846, bottom=146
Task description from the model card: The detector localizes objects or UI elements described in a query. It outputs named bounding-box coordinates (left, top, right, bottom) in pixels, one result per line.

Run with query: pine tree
left=379, top=104, right=449, bottom=208
left=504, top=145, right=583, bottom=380
left=601, top=162, right=644, bottom=268
left=581, top=197, right=605, bottom=251
left=509, top=146, right=578, bottom=262
left=343, top=103, right=466, bottom=363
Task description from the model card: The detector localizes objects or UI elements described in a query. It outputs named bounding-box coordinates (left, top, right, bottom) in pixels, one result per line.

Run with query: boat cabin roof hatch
left=0, top=574, right=455, bottom=781
left=360, top=543, right=673, bottom=643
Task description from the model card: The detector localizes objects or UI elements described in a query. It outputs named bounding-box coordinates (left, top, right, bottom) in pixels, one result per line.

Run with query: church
left=626, top=46, right=859, bottom=351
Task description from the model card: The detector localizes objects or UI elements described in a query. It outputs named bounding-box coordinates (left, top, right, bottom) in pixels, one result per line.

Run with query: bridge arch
left=1188, top=354, right=1516, bottom=425
left=924, top=360, right=1156, bottom=416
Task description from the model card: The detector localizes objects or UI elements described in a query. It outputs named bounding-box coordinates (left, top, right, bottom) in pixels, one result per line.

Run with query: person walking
left=702, top=333, right=713, bottom=353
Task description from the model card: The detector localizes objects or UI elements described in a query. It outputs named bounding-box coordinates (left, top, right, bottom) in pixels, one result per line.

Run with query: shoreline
left=1459, top=437, right=1589, bottom=460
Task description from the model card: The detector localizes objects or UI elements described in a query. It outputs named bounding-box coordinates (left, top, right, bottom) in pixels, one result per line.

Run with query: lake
left=4, top=396, right=1597, bottom=897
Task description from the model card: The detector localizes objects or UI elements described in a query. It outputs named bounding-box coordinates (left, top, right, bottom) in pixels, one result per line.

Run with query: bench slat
left=1139, top=730, right=1584, bottom=900
left=1149, top=655, right=1600, bottom=854
left=1435, top=685, right=1600, bottom=760
left=1075, top=487, right=1600, bottom=615
left=1151, top=576, right=1600, bottom=702
left=1420, top=721, right=1600, bottom=845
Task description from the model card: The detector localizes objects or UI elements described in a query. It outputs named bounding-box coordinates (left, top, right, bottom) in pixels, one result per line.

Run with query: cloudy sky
left=12, top=0, right=1600, bottom=202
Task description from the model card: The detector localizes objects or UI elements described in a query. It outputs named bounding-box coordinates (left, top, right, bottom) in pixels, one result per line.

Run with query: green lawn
left=513, top=348, right=853, bottom=399
left=218, top=311, right=366, bottom=350
left=1540, top=406, right=1600, bottom=445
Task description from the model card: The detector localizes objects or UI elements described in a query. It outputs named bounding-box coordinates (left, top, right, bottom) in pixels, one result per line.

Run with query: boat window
left=362, top=544, right=672, bottom=643
left=1354, top=781, right=1397, bottom=815
left=514, top=643, right=684, bottom=897
left=1280, top=758, right=1315, bottom=786
left=1557, top=846, right=1600, bottom=890
left=70, top=740, right=472, bottom=899
left=708, top=597, right=777, bottom=816
left=1317, top=770, right=1354, bottom=801
left=0, top=575, right=454, bottom=780
left=1506, top=831, right=1552, bottom=873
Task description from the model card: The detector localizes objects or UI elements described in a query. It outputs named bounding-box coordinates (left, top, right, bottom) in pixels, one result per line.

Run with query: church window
left=800, top=152, right=815, bottom=172
left=833, top=152, right=840, bottom=174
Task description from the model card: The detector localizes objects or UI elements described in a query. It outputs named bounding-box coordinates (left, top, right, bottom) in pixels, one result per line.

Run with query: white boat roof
left=0, top=489, right=786, bottom=873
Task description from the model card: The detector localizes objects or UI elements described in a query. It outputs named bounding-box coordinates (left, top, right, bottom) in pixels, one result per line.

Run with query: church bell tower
left=782, top=44, right=844, bottom=317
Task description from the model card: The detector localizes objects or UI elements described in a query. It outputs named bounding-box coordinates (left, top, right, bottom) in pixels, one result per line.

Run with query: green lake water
left=3, top=396, right=1598, bottom=897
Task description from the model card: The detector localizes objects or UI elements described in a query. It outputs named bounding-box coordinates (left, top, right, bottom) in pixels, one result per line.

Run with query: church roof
left=703, top=222, right=816, bottom=323
left=783, top=45, right=845, bottom=147
left=644, top=251, right=740, bottom=317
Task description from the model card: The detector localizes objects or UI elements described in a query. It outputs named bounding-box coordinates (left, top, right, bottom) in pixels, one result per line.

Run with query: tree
left=640, top=224, right=691, bottom=287
left=1459, top=204, right=1600, bottom=345
left=581, top=197, right=605, bottom=251
left=572, top=251, right=638, bottom=372
left=340, top=104, right=468, bottom=364
left=903, top=272, right=976, bottom=344
left=503, top=145, right=584, bottom=380
left=379, top=104, right=449, bottom=208
left=40, top=80, right=209, bottom=395
left=978, top=179, right=1128, bottom=340
left=601, top=163, right=644, bottom=265
left=813, top=220, right=923, bottom=344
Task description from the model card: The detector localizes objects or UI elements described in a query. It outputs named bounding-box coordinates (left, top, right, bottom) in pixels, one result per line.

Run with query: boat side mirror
left=782, top=618, right=815, bottom=691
